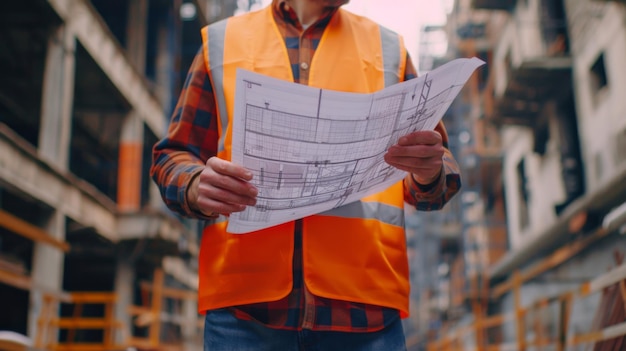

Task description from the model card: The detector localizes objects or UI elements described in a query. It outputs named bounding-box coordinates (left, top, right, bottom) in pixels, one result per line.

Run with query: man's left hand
left=384, top=130, right=444, bottom=185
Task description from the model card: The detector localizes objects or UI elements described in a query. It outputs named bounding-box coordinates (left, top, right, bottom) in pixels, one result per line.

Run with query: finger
left=385, top=155, right=443, bottom=172
left=195, top=194, right=250, bottom=214
left=198, top=180, right=257, bottom=205
left=204, top=158, right=257, bottom=196
left=387, top=144, right=445, bottom=158
left=203, top=170, right=258, bottom=196
left=194, top=173, right=256, bottom=217
left=398, top=130, right=442, bottom=146
left=207, top=156, right=253, bottom=181
left=386, top=162, right=437, bottom=176
left=385, top=160, right=442, bottom=183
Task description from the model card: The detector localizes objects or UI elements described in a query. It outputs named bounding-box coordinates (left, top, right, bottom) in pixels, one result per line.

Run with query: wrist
left=411, top=170, right=441, bottom=186
left=186, top=172, right=219, bottom=218
left=186, top=172, right=202, bottom=211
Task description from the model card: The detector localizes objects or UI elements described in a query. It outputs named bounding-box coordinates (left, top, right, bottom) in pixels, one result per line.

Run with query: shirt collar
left=272, top=0, right=339, bottom=30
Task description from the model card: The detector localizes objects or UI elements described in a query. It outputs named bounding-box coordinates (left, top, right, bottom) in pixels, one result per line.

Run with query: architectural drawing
left=228, top=57, right=485, bottom=233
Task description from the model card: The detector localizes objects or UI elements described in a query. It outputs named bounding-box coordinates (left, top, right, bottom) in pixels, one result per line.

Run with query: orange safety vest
left=199, top=6, right=411, bottom=317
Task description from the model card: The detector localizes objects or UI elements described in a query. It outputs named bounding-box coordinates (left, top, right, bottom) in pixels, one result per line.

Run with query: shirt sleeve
left=150, top=47, right=219, bottom=218
left=401, top=53, right=462, bottom=211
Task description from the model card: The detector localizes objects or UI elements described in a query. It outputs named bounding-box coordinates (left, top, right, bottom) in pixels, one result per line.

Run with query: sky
left=342, top=0, right=448, bottom=62
left=254, top=0, right=450, bottom=68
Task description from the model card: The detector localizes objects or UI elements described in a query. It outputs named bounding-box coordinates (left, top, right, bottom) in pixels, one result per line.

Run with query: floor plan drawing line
left=227, top=57, right=485, bottom=233
left=416, top=73, right=431, bottom=118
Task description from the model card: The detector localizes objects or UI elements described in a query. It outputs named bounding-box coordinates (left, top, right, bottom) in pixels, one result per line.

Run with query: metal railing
left=426, top=226, right=626, bottom=351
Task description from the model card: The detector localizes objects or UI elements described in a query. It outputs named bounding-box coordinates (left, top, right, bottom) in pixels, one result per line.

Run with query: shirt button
left=300, top=62, right=309, bottom=70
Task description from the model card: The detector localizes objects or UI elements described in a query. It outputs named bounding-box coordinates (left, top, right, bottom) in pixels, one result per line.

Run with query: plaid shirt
left=151, top=0, right=461, bottom=332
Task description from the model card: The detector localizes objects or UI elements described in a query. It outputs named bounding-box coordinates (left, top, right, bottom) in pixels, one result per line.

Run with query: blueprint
left=227, top=57, right=484, bottom=233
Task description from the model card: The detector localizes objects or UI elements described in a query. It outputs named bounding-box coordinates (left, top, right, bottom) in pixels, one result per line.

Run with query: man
left=151, top=0, right=461, bottom=350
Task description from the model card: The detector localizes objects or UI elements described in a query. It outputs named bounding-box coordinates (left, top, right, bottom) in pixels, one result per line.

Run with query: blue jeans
left=203, top=309, right=407, bottom=351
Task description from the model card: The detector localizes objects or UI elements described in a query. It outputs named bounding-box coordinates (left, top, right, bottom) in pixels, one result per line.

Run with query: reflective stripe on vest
left=206, top=19, right=229, bottom=153
left=318, top=200, right=405, bottom=227
left=199, top=6, right=411, bottom=317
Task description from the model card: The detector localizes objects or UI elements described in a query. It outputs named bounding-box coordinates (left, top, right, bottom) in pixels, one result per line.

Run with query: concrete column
left=182, top=297, right=197, bottom=338
left=118, top=113, right=144, bottom=212
left=27, top=211, right=65, bottom=339
left=150, top=14, right=173, bottom=210
left=38, top=25, right=76, bottom=170
left=155, top=22, right=173, bottom=114
left=182, top=297, right=199, bottom=350
left=127, top=0, right=149, bottom=73
left=113, top=258, right=136, bottom=344
left=117, top=0, right=149, bottom=212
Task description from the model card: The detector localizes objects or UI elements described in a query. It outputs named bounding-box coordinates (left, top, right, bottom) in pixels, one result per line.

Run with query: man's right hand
left=188, top=157, right=258, bottom=217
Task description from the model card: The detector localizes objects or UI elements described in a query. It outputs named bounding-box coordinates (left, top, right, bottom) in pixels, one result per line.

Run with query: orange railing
left=427, top=261, right=626, bottom=351
left=128, top=268, right=202, bottom=351
left=36, top=292, right=126, bottom=351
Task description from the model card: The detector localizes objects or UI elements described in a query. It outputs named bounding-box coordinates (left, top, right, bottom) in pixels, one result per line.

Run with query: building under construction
left=3, top=0, right=626, bottom=350
left=0, top=0, right=254, bottom=350
left=419, top=0, right=626, bottom=350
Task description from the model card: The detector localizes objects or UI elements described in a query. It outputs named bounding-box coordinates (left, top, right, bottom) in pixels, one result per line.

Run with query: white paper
left=227, top=57, right=485, bottom=233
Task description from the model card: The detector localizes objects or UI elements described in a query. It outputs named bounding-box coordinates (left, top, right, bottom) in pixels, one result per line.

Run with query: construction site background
left=1, top=0, right=626, bottom=351
left=411, top=0, right=626, bottom=350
